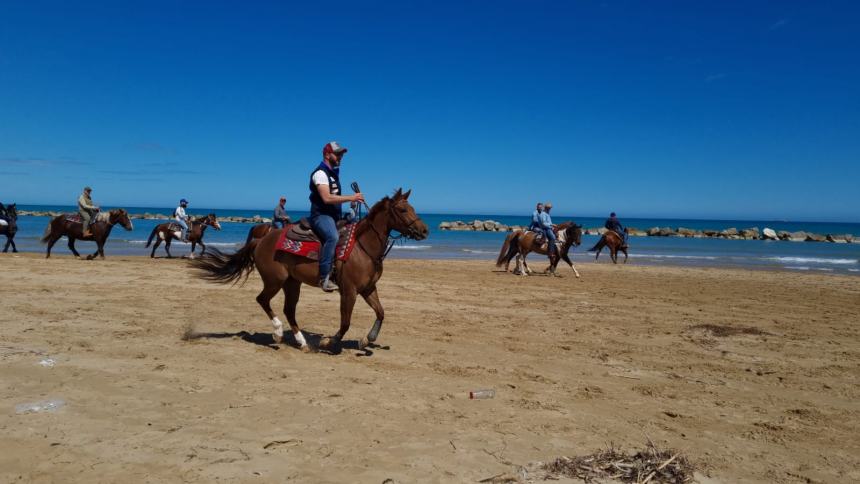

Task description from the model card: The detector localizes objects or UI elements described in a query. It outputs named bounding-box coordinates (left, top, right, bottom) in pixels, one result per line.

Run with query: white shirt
left=312, top=170, right=330, bottom=187
left=175, top=205, right=187, bottom=221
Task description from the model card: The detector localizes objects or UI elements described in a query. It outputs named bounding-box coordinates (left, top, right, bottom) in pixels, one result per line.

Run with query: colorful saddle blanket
left=275, top=222, right=359, bottom=262
left=65, top=213, right=83, bottom=223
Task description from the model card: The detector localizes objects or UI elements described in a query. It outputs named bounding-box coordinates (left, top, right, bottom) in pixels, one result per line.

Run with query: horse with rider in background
left=41, top=209, right=134, bottom=259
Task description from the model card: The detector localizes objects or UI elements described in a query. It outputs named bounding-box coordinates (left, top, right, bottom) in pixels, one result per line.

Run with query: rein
left=355, top=201, right=418, bottom=269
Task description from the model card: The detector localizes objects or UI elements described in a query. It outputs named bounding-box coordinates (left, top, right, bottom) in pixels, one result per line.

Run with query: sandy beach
left=1, top=253, right=858, bottom=483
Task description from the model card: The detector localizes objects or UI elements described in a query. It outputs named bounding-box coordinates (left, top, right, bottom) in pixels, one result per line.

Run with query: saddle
left=276, top=218, right=358, bottom=262
left=166, top=222, right=183, bottom=232
left=65, top=213, right=83, bottom=223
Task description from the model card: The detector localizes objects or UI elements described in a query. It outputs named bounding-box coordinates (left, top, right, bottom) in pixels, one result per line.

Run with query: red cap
left=323, top=141, right=348, bottom=157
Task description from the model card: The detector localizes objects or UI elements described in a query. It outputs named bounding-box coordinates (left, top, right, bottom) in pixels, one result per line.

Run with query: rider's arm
left=316, top=184, right=363, bottom=205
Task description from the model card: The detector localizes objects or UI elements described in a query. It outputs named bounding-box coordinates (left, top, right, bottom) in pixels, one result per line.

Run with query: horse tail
left=145, top=226, right=159, bottom=248
left=189, top=243, right=256, bottom=286
left=588, top=235, right=606, bottom=252
left=496, top=232, right=516, bottom=267
left=40, top=217, right=58, bottom=243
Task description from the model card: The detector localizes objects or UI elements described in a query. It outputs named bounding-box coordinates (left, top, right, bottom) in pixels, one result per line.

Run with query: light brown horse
left=145, top=214, right=221, bottom=258
left=191, top=189, right=429, bottom=354
left=41, top=209, right=134, bottom=259
left=589, top=229, right=629, bottom=264
left=496, top=222, right=583, bottom=277
left=244, top=223, right=273, bottom=248
left=1, top=203, right=17, bottom=253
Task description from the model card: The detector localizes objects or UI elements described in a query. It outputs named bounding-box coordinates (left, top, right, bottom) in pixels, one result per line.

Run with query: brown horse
left=496, top=222, right=583, bottom=277
left=145, top=214, right=222, bottom=258
left=41, top=209, right=134, bottom=259
left=191, top=189, right=429, bottom=354
left=1, top=203, right=18, bottom=253
left=589, top=229, right=629, bottom=264
left=244, top=223, right=273, bottom=248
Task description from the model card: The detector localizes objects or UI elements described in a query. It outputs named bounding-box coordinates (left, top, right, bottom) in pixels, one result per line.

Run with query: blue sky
left=1, top=1, right=858, bottom=220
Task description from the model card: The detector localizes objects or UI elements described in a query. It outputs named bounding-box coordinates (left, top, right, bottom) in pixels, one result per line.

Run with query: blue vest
left=309, top=162, right=342, bottom=219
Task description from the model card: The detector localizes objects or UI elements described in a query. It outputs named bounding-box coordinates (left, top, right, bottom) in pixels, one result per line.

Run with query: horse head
left=567, top=223, right=583, bottom=247
left=385, top=188, right=428, bottom=240
left=206, top=213, right=222, bottom=230
left=109, top=209, right=134, bottom=231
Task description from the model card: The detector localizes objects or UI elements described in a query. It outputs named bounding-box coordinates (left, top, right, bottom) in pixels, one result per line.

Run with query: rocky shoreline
left=438, top=220, right=858, bottom=243
left=18, top=210, right=273, bottom=225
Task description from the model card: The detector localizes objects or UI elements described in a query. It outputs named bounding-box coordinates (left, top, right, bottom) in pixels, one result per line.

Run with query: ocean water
left=4, top=205, right=859, bottom=275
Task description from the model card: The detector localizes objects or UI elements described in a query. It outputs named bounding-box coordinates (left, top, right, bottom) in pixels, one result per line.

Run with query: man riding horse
left=540, top=202, right=559, bottom=258
left=78, top=186, right=100, bottom=238
left=604, top=212, right=628, bottom=247
left=309, top=141, right=365, bottom=292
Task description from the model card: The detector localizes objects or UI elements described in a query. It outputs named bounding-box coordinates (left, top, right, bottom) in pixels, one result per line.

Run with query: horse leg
left=522, top=254, right=532, bottom=275
left=68, top=238, right=82, bottom=258
left=2, top=236, right=9, bottom=253
left=98, top=240, right=106, bottom=259
left=150, top=238, right=160, bottom=258
left=46, top=234, right=61, bottom=258
left=282, top=277, right=310, bottom=352
left=359, top=288, right=384, bottom=350
left=610, top=247, right=617, bottom=264
left=165, top=239, right=173, bottom=258
left=198, top=240, right=206, bottom=255
left=190, top=241, right=197, bottom=258
left=256, top=278, right=284, bottom=343
left=9, top=236, right=16, bottom=253
left=622, top=248, right=628, bottom=264
left=319, top=289, right=357, bottom=354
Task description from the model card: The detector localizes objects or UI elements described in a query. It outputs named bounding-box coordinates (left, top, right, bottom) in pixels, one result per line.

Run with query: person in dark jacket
left=604, top=212, right=628, bottom=245
left=308, top=141, right=365, bottom=292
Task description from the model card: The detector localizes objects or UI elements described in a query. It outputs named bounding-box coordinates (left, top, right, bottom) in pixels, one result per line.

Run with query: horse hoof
left=300, top=345, right=312, bottom=354
left=319, top=336, right=341, bottom=353
left=272, top=333, right=283, bottom=344
left=358, top=337, right=370, bottom=350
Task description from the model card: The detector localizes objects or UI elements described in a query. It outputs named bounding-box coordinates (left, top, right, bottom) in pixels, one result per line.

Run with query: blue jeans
left=309, top=214, right=338, bottom=279
left=176, top=218, right=188, bottom=240
left=544, top=227, right=557, bottom=254
left=272, top=220, right=286, bottom=229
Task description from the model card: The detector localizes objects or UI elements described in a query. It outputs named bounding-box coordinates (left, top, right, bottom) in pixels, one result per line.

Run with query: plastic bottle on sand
left=469, top=389, right=495, bottom=399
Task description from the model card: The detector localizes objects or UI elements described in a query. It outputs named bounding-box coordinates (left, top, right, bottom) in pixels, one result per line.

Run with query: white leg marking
left=293, top=330, right=308, bottom=348
left=572, top=264, right=581, bottom=278
left=271, top=317, right=284, bottom=339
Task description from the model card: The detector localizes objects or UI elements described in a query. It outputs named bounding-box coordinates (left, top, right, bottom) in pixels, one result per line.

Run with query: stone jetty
left=437, top=219, right=858, bottom=243
left=19, top=210, right=272, bottom=224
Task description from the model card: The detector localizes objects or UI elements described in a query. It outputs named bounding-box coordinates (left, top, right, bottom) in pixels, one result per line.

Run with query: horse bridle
left=358, top=200, right=422, bottom=267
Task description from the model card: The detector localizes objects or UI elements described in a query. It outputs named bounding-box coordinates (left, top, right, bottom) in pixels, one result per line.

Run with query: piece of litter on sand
left=469, top=389, right=495, bottom=399
left=15, top=398, right=66, bottom=414
left=38, top=358, right=56, bottom=368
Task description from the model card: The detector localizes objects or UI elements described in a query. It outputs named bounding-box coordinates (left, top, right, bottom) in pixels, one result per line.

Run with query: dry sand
left=1, top=253, right=858, bottom=483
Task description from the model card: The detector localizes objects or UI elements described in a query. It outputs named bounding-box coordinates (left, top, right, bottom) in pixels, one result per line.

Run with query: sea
left=4, top=205, right=860, bottom=275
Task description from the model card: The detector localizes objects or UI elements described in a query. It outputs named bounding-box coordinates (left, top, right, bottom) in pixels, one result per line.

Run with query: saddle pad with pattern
left=275, top=223, right=358, bottom=262
left=65, top=213, right=83, bottom=223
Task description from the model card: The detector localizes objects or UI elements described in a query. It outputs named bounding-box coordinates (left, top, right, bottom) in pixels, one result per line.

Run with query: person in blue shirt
left=527, top=202, right=543, bottom=232
left=539, top=202, right=558, bottom=257
left=309, top=141, right=365, bottom=292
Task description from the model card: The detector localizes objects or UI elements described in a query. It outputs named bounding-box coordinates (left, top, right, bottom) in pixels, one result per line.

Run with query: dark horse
left=41, top=209, right=134, bottom=259
left=191, top=189, right=429, bottom=354
left=588, top=229, right=629, bottom=264
left=1, top=203, right=18, bottom=253
left=145, top=214, right=222, bottom=258
left=496, top=222, right=583, bottom=277
left=244, top=223, right=273, bottom=248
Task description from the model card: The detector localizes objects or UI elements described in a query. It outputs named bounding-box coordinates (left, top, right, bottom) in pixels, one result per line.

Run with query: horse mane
left=355, top=196, right=392, bottom=238
left=96, top=211, right=111, bottom=223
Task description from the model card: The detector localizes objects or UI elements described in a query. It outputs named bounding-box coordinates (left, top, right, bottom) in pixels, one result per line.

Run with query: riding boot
left=319, top=273, right=339, bottom=293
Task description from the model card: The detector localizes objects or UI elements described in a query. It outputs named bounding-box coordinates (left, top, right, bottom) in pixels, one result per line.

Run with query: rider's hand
left=352, top=193, right=365, bottom=204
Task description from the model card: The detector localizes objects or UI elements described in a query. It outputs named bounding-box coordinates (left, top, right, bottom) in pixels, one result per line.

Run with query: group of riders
left=31, top=139, right=627, bottom=288
left=527, top=202, right=628, bottom=255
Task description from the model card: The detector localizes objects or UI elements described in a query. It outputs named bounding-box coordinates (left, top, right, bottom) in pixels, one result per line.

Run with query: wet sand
left=1, top=253, right=858, bottom=483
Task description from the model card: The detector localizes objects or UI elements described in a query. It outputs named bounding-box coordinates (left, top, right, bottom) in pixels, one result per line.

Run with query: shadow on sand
left=182, top=327, right=390, bottom=356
